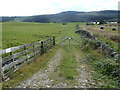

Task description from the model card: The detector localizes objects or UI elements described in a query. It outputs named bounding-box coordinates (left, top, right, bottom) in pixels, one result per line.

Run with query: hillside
left=1, top=10, right=119, bottom=22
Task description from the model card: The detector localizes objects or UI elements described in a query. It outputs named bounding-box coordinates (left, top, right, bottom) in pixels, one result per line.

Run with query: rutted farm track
left=15, top=41, right=105, bottom=88
left=16, top=50, right=63, bottom=88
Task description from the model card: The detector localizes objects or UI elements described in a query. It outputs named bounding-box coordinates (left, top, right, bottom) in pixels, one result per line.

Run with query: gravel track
left=16, top=50, right=62, bottom=88
left=75, top=55, right=97, bottom=88
left=16, top=46, right=104, bottom=88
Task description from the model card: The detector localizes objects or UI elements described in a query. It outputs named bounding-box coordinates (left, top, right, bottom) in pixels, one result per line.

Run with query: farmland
left=2, top=22, right=84, bottom=49
left=82, top=24, right=119, bottom=52
left=1, top=22, right=120, bottom=88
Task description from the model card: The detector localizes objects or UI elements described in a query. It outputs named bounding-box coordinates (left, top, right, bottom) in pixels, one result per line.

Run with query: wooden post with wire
left=53, top=36, right=55, bottom=45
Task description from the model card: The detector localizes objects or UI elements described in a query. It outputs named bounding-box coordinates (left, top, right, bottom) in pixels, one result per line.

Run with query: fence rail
left=0, top=36, right=55, bottom=81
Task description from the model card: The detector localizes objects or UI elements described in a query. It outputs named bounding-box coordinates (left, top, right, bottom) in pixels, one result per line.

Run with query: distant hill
left=0, top=10, right=119, bottom=22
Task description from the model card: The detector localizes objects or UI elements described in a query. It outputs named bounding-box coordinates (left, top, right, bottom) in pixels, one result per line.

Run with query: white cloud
left=0, top=0, right=119, bottom=16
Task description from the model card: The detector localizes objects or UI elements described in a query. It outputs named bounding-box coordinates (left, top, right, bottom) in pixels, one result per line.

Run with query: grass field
left=2, top=22, right=84, bottom=49
left=2, top=22, right=119, bottom=50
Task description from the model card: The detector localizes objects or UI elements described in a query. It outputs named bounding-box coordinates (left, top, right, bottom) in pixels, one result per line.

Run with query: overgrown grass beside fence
left=76, top=29, right=120, bottom=87
left=0, top=36, right=55, bottom=81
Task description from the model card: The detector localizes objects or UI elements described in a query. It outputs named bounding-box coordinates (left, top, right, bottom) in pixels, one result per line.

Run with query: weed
left=59, top=43, right=78, bottom=82
left=80, top=37, right=120, bottom=88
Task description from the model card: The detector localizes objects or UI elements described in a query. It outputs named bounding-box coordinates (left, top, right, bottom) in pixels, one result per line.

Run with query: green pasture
left=2, top=22, right=82, bottom=49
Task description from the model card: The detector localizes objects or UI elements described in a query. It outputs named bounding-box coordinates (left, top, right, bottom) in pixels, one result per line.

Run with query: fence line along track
left=0, top=36, right=55, bottom=81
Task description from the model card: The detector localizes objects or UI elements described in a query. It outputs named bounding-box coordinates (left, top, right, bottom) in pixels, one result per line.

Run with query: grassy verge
left=94, top=34, right=119, bottom=52
left=2, top=46, right=59, bottom=88
left=80, top=37, right=120, bottom=88
left=58, top=44, right=79, bottom=83
left=83, top=24, right=119, bottom=52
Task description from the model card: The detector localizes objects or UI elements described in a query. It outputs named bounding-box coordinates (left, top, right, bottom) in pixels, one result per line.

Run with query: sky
left=1, top=0, right=119, bottom=16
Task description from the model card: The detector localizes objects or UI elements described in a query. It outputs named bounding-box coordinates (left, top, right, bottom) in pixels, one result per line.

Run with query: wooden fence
left=0, top=36, right=55, bottom=81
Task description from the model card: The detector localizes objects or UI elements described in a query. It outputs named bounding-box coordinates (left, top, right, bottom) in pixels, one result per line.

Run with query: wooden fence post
left=50, top=38, right=52, bottom=49
left=0, top=57, right=4, bottom=82
left=10, top=52, right=16, bottom=69
left=24, top=46, right=28, bottom=61
left=41, top=41, right=44, bottom=54
left=53, top=36, right=55, bottom=45
left=33, top=45, right=36, bottom=56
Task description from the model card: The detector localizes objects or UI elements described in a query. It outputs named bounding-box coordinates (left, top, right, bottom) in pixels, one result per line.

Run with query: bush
left=112, top=28, right=116, bottom=31
left=80, top=37, right=120, bottom=83
left=62, top=23, right=67, bottom=25
left=100, top=26, right=104, bottom=29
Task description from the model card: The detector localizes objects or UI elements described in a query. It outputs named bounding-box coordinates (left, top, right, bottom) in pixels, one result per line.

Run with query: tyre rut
left=16, top=50, right=63, bottom=88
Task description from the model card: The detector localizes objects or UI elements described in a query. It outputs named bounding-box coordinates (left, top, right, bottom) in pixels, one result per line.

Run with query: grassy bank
left=94, top=34, right=120, bottom=52
left=80, top=37, right=120, bottom=88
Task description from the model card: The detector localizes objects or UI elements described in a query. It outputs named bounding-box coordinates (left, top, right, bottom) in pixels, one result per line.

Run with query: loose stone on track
left=16, top=50, right=62, bottom=88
